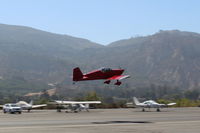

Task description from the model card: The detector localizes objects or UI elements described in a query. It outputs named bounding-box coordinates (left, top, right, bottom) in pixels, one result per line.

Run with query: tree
left=184, top=89, right=199, bottom=100
left=84, top=91, right=101, bottom=101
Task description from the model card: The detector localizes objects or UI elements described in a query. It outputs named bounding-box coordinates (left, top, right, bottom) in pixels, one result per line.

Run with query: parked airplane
left=16, top=101, right=47, bottom=112
left=52, top=100, right=101, bottom=113
left=73, top=67, right=130, bottom=85
left=130, top=97, right=176, bottom=112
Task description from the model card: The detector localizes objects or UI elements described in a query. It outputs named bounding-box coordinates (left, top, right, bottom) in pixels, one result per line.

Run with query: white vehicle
left=3, top=104, right=22, bottom=114
left=130, top=97, right=176, bottom=112
left=53, top=100, right=101, bottom=113
left=16, top=101, right=47, bottom=112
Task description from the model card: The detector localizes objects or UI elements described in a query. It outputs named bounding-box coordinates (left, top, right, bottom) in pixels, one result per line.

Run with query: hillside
left=80, top=30, right=200, bottom=89
left=0, top=24, right=103, bottom=84
left=1, top=24, right=200, bottom=98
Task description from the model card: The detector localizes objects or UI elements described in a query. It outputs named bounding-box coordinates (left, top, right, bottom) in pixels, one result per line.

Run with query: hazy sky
left=0, top=0, right=200, bottom=44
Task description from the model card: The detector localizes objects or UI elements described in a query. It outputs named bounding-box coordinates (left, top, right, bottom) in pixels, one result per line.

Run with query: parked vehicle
left=3, top=104, right=22, bottom=114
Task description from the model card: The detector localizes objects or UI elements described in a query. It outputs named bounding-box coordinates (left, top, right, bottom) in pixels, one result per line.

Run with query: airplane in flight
left=52, top=100, right=101, bottom=113
left=16, top=101, right=47, bottom=112
left=73, top=67, right=130, bottom=85
left=127, top=97, right=176, bottom=112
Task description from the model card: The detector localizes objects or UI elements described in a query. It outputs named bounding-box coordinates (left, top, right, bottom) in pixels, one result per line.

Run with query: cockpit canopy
left=100, top=67, right=112, bottom=73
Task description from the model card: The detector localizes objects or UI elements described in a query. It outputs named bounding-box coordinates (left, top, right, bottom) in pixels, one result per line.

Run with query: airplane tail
left=80, top=104, right=89, bottom=112
left=133, top=97, right=140, bottom=106
left=73, top=67, right=83, bottom=81
left=29, top=100, right=33, bottom=106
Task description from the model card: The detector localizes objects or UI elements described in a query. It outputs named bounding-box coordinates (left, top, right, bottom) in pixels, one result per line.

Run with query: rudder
left=133, top=97, right=140, bottom=106
left=29, top=100, right=33, bottom=106
left=73, top=67, right=83, bottom=81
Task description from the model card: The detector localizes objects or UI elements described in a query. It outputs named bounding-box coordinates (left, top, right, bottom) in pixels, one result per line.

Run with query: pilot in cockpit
left=100, top=67, right=112, bottom=73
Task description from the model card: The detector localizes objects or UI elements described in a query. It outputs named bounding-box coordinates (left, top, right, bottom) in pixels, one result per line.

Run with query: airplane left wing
left=105, top=75, right=130, bottom=85
left=32, top=104, right=47, bottom=109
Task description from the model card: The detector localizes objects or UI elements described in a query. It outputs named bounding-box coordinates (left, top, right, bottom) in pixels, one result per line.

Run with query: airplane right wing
left=157, top=102, right=176, bottom=107
left=167, top=103, right=176, bottom=106
left=54, top=100, right=101, bottom=104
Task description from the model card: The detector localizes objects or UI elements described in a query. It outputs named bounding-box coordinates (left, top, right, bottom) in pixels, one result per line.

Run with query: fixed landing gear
left=114, top=80, right=121, bottom=86
left=104, top=80, right=111, bottom=84
left=104, top=80, right=122, bottom=85
left=57, top=109, right=61, bottom=112
left=156, top=108, right=160, bottom=112
left=142, top=108, right=145, bottom=112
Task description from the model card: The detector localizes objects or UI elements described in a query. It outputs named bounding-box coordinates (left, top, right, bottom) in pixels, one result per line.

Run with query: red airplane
left=73, top=67, right=130, bottom=85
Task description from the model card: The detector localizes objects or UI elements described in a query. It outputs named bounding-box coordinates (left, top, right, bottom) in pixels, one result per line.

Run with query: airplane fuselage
left=81, top=69, right=124, bottom=81
left=73, top=67, right=129, bottom=85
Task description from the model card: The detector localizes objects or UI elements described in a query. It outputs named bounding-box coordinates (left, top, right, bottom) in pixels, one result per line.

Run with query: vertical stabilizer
left=133, top=97, right=140, bottom=106
left=29, top=100, right=33, bottom=106
left=73, top=67, right=83, bottom=81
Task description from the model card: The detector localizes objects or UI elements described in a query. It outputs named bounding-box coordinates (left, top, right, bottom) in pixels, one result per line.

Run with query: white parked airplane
left=130, top=97, right=176, bottom=112
left=53, top=100, right=101, bottom=113
left=16, top=101, right=47, bottom=112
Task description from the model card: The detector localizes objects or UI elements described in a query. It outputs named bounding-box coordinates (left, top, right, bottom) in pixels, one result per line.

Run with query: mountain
left=106, top=30, right=200, bottom=89
left=79, top=30, right=200, bottom=90
left=0, top=24, right=200, bottom=97
left=0, top=24, right=103, bottom=84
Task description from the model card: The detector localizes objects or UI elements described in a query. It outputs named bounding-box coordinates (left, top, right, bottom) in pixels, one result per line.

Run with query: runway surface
left=0, top=107, right=200, bottom=133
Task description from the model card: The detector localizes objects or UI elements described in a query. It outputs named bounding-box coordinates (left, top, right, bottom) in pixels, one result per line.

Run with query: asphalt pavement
left=0, top=107, right=200, bottom=133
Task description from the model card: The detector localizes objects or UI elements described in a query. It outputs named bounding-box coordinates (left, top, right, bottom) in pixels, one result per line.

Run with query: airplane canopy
left=100, top=67, right=112, bottom=73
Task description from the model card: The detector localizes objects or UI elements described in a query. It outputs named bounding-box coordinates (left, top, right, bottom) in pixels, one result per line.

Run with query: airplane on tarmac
left=127, top=97, right=176, bottom=112
left=73, top=67, right=130, bottom=85
left=16, top=101, right=47, bottom=112
left=51, top=100, right=101, bottom=113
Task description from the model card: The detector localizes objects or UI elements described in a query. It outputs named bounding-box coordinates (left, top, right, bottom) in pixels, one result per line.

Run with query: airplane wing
left=137, top=103, right=150, bottom=107
left=157, top=103, right=166, bottom=107
left=167, top=103, right=176, bottom=106
left=107, top=75, right=130, bottom=81
left=32, top=104, right=47, bottom=109
left=158, top=102, right=176, bottom=107
left=54, top=100, right=101, bottom=104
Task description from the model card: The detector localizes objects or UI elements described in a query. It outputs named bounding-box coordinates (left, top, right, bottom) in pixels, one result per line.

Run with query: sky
left=0, top=0, right=200, bottom=44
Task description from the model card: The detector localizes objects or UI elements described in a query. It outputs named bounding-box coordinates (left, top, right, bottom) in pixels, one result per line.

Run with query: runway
left=0, top=107, right=200, bottom=133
